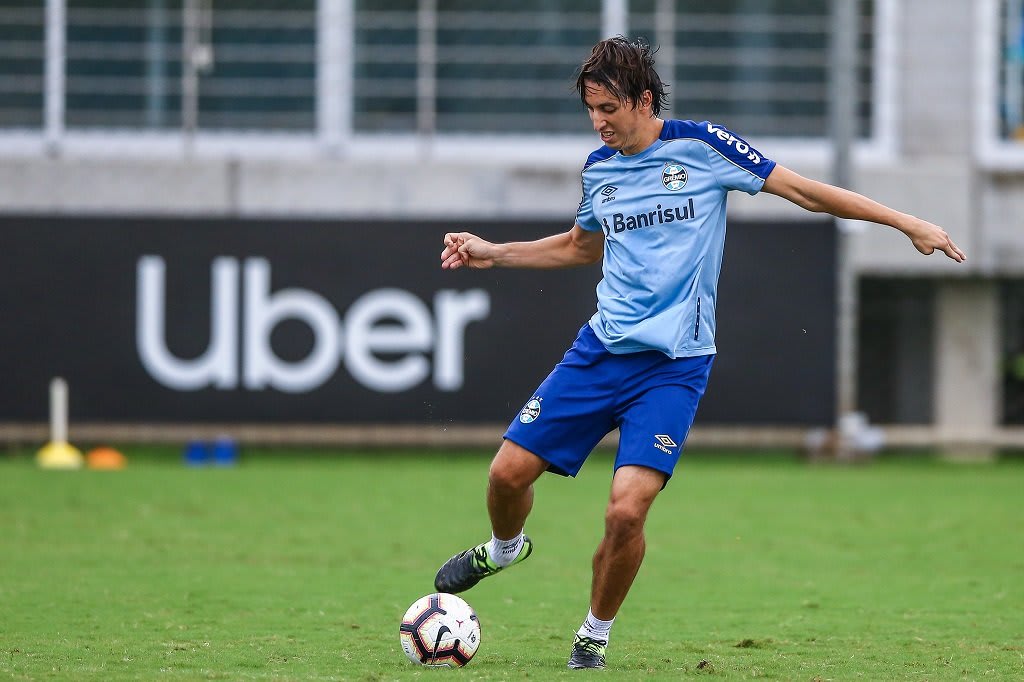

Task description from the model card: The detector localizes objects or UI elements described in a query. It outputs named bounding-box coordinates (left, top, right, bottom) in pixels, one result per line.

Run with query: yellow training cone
left=37, top=441, right=84, bottom=469
left=36, top=378, right=83, bottom=470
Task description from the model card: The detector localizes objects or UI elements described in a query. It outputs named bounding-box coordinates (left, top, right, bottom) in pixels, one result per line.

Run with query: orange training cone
left=86, top=447, right=127, bottom=470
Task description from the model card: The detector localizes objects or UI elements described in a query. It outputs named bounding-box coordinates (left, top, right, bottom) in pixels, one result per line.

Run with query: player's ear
left=639, top=89, right=653, bottom=112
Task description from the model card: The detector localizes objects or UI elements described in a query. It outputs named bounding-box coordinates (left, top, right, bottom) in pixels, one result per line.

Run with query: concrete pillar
left=899, top=0, right=975, bottom=157
left=933, top=281, right=1000, bottom=454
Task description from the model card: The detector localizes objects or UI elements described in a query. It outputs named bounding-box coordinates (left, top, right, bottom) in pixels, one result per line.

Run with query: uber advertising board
left=0, top=216, right=834, bottom=425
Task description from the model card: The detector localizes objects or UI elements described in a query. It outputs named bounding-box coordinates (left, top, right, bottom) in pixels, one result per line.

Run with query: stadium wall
left=2, top=0, right=1023, bottom=448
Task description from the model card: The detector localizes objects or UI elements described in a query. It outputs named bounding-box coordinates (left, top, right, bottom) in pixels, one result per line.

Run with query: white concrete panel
left=0, top=158, right=231, bottom=214
left=980, top=175, right=1024, bottom=273
left=934, top=281, right=1000, bottom=439
left=847, top=163, right=974, bottom=273
left=233, top=160, right=579, bottom=218
left=899, top=0, right=976, bottom=157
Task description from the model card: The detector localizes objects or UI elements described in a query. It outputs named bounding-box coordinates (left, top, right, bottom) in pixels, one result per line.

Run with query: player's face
left=583, top=81, right=654, bottom=155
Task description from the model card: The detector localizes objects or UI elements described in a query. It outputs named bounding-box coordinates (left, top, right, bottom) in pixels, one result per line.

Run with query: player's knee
left=604, top=500, right=646, bottom=539
left=487, top=458, right=531, bottom=495
left=488, top=441, right=545, bottom=494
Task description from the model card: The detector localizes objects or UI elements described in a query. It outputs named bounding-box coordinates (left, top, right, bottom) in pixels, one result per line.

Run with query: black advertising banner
left=0, top=216, right=834, bottom=425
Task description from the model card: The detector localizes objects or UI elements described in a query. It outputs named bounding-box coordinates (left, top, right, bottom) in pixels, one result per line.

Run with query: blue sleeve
left=575, top=155, right=603, bottom=232
left=576, top=182, right=601, bottom=232
left=697, top=121, right=776, bottom=195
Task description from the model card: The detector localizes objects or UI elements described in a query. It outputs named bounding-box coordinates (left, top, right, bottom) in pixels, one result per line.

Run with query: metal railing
left=0, top=0, right=903, bottom=156
left=0, top=3, right=44, bottom=128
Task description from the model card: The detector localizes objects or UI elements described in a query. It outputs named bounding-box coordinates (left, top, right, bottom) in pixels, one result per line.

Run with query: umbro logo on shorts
left=653, top=434, right=677, bottom=454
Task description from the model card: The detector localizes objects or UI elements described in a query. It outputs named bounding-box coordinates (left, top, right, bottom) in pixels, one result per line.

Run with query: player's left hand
left=904, top=217, right=966, bottom=262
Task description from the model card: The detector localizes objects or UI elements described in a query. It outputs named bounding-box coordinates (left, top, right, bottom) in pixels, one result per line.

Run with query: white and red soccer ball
left=399, top=593, right=481, bottom=667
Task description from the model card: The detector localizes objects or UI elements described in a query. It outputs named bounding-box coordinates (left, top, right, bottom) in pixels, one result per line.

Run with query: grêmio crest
left=662, top=162, right=688, bottom=191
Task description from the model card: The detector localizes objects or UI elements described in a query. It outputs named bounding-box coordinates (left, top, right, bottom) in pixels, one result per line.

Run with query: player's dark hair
left=575, top=36, right=669, bottom=116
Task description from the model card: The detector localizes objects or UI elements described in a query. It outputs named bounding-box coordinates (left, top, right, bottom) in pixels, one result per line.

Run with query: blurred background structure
left=1, top=0, right=1023, bottom=451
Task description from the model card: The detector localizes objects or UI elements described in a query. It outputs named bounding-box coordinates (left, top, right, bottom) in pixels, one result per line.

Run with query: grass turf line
left=0, top=449, right=1022, bottom=680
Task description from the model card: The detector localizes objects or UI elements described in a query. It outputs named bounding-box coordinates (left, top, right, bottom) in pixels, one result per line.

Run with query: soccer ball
left=399, top=593, right=481, bottom=667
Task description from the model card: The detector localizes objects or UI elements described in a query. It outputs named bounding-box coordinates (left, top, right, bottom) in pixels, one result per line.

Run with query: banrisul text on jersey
left=601, top=198, right=697, bottom=235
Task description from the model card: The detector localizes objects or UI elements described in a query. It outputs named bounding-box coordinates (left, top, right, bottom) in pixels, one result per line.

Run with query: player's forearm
left=787, top=174, right=964, bottom=261
left=493, top=232, right=599, bottom=269
left=766, top=166, right=914, bottom=234
left=794, top=179, right=916, bottom=233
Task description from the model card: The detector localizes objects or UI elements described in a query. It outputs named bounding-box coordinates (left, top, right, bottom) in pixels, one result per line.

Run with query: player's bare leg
left=434, top=440, right=547, bottom=593
left=591, top=464, right=664, bottom=616
left=486, top=440, right=548, bottom=539
left=569, top=464, right=664, bottom=669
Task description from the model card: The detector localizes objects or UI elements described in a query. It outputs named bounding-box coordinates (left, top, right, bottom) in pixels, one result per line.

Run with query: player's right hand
left=441, top=232, right=496, bottom=270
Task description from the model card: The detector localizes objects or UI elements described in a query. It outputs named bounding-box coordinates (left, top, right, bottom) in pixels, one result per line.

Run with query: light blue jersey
left=576, top=119, right=776, bottom=358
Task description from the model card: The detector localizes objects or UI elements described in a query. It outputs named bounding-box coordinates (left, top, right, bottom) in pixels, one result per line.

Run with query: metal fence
left=10, top=0, right=997, bottom=154
left=0, top=2, right=44, bottom=128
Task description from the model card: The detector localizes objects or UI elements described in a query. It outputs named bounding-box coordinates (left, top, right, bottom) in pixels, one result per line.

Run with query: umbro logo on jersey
left=600, top=185, right=618, bottom=203
left=653, top=434, right=677, bottom=454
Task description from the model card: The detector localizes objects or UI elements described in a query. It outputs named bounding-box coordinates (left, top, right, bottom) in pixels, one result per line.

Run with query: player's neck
left=620, top=117, right=665, bottom=156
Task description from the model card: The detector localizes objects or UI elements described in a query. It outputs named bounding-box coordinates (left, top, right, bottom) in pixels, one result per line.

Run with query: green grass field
left=1, top=448, right=1022, bottom=680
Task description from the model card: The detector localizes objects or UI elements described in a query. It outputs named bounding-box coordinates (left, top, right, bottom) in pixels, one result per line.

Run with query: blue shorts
left=503, top=324, right=714, bottom=480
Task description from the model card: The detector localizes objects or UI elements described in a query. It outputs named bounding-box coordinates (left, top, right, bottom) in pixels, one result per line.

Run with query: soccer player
left=434, top=36, right=965, bottom=669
